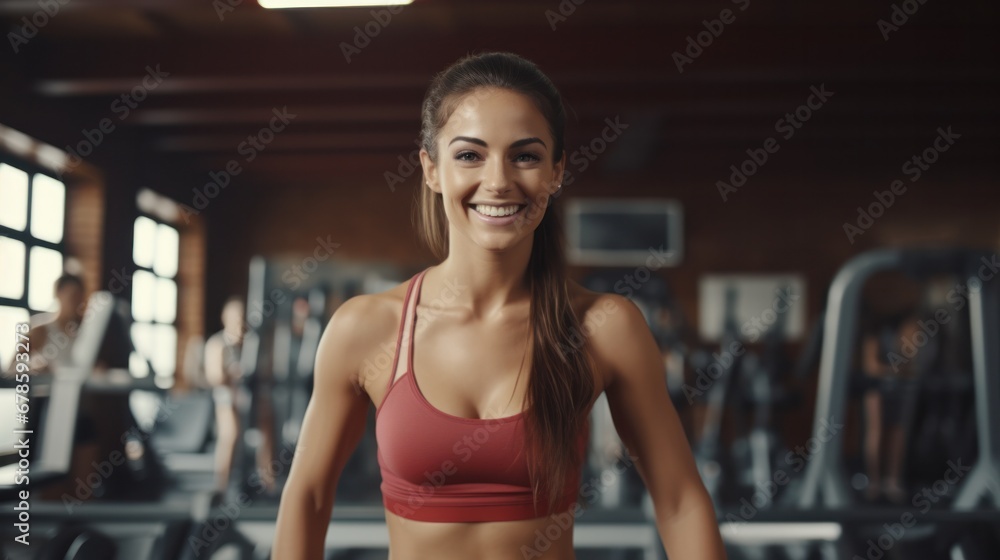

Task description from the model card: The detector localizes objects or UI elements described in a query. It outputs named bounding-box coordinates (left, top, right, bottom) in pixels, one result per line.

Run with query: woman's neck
left=436, top=244, right=534, bottom=320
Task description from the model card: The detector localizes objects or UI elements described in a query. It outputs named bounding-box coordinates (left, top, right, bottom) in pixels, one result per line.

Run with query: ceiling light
left=259, top=0, right=413, bottom=8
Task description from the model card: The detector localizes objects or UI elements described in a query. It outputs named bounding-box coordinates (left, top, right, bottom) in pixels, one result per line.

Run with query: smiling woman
left=271, top=51, right=726, bottom=560
left=412, top=58, right=588, bottom=521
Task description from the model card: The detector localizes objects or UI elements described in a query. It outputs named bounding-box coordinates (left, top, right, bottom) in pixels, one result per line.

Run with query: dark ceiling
left=1, top=0, right=997, bottom=201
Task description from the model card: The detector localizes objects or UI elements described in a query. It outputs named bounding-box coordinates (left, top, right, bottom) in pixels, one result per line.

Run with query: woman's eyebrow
left=511, top=137, right=546, bottom=149
left=448, top=136, right=547, bottom=149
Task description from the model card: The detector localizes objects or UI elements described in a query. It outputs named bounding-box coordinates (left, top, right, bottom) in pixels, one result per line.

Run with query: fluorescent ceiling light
left=259, top=0, right=413, bottom=8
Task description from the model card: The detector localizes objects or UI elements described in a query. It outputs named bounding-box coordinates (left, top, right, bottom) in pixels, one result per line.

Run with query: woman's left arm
left=591, top=293, right=727, bottom=560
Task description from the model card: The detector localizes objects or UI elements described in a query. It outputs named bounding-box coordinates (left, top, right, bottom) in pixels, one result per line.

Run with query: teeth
left=474, top=204, right=522, bottom=217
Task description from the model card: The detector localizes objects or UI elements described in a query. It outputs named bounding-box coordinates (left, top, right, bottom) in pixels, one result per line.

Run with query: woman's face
left=57, top=283, right=84, bottom=317
left=420, top=87, right=565, bottom=253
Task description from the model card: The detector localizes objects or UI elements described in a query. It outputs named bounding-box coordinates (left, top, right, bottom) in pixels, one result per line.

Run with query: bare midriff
left=384, top=507, right=578, bottom=560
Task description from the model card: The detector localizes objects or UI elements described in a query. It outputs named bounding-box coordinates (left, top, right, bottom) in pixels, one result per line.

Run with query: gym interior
left=1, top=0, right=998, bottom=558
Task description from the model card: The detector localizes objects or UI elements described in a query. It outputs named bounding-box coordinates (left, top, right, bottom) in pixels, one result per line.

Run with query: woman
left=273, top=51, right=725, bottom=559
left=26, top=273, right=86, bottom=372
left=15, top=274, right=101, bottom=501
left=204, top=296, right=277, bottom=497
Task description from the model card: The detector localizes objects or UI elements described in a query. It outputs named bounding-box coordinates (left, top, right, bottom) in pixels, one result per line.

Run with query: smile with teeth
left=472, top=204, right=525, bottom=217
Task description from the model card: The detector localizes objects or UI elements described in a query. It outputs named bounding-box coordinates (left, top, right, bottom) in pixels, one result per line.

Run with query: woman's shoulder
left=566, top=279, right=655, bottom=389
left=316, top=279, right=413, bottom=383
left=27, top=318, right=55, bottom=344
left=334, top=277, right=411, bottom=322
left=566, top=279, right=642, bottom=327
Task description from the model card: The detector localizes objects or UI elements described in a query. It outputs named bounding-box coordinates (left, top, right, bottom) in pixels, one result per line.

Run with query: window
left=129, top=215, right=179, bottom=384
left=0, top=161, right=66, bottom=372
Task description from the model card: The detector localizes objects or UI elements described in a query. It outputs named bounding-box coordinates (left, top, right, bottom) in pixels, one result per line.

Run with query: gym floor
left=0, top=1, right=998, bottom=559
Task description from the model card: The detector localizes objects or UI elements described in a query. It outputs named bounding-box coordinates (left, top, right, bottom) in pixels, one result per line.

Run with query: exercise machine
left=715, top=249, right=1000, bottom=559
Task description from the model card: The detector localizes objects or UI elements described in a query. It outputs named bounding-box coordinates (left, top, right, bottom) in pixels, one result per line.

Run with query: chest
left=412, top=319, right=531, bottom=401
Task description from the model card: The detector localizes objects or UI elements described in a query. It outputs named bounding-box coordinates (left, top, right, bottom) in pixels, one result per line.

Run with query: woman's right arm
left=203, top=334, right=224, bottom=387
left=272, top=296, right=377, bottom=559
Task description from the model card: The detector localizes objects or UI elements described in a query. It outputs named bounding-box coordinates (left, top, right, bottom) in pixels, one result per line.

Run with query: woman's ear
left=419, top=148, right=440, bottom=193
left=551, top=150, right=567, bottom=193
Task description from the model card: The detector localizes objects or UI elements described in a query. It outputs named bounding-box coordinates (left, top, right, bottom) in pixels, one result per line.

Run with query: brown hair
left=54, top=273, right=84, bottom=293
left=414, top=51, right=596, bottom=514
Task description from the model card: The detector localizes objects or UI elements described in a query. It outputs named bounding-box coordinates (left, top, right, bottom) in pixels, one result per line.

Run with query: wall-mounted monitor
left=565, top=198, right=683, bottom=267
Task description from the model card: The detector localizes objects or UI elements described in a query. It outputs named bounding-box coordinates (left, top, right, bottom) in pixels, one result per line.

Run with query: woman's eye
left=454, top=151, right=540, bottom=163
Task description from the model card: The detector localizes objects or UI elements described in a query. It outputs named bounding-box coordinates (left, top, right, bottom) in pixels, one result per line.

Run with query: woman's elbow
left=273, top=484, right=334, bottom=559
left=281, top=472, right=336, bottom=519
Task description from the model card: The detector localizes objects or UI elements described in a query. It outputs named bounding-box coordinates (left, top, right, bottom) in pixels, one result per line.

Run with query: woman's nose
left=484, top=157, right=511, bottom=194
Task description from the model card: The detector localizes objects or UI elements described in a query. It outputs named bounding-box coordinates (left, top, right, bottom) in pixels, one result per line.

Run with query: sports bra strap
left=384, top=269, right=425, bottom=395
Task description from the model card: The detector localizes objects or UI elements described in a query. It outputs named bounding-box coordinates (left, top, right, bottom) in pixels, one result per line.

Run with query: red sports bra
left=375, top=267, right=589, bottom=522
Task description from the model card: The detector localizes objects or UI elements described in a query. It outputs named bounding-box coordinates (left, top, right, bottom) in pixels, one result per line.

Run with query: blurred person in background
left=204, top=296, right=276, bottom=497
left=26, top=273, right=86, bottom=372
left=5, top=273, right=100, bottom=500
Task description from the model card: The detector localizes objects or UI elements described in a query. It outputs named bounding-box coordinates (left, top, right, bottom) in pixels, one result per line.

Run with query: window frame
left=0, top=155, right=67, bottom=314
left=130, top=210, right=179, bottom=381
